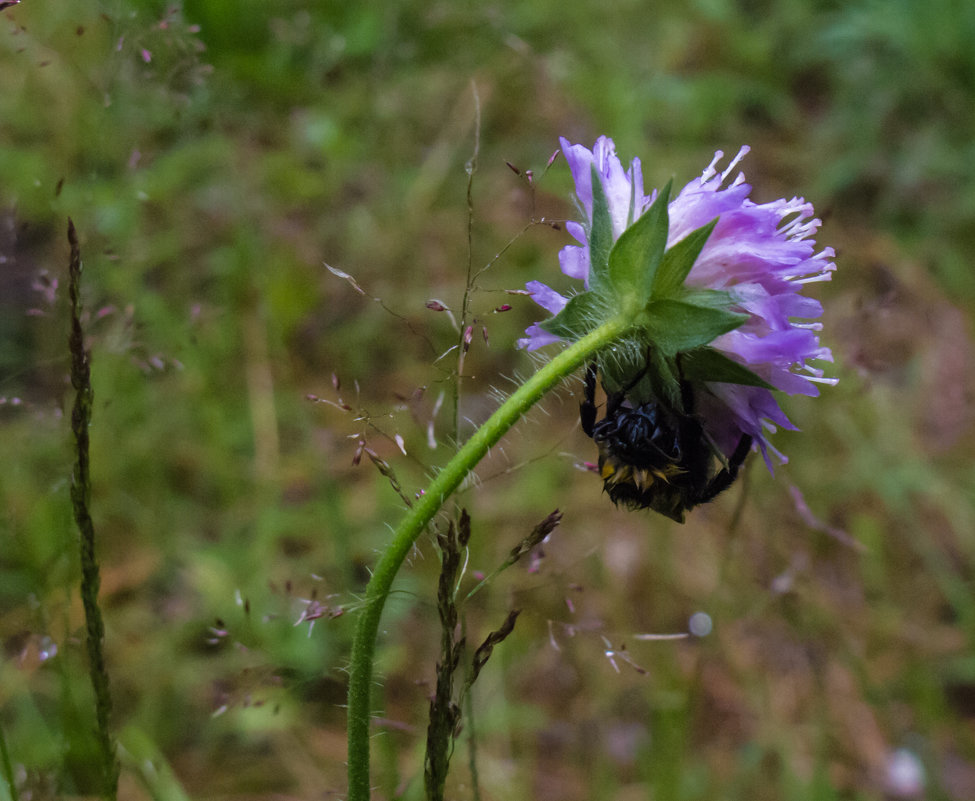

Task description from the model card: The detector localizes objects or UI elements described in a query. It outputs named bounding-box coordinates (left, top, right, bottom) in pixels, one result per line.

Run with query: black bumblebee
left=580, top=363, right=752, bottom=522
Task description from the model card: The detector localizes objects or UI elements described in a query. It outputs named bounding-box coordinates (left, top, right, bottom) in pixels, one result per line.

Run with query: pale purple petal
left=517, top=282, right=569, bottom=351
left=559, top=242, right=590, bottom=284
left=559, top=137, right=596, bottom=218
left=592, top=137, right=637, bottom=238
left=564, top=220, right=587, bottom=246
left=524, top=280, right=568, bottom=315
left=518, top=323, right=564, bottom=351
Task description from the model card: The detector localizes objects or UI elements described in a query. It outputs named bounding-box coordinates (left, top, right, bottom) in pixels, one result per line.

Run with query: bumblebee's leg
left=580, top=362, right=598, bottom=438
left=698, top=434, right=753, bottom=503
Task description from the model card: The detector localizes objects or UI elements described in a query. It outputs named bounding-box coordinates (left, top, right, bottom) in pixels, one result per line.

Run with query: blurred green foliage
left=1, top=0, right=974, bottom=799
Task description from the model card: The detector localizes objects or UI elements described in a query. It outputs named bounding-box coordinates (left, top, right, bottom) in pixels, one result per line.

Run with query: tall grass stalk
left=68, top=220, right=119, bottom=800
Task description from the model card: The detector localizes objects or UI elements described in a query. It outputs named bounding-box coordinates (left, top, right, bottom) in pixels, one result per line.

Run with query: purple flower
left=520, top=136, right=836, bottom=468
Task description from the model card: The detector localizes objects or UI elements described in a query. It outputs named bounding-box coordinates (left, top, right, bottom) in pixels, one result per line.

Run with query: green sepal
left=680, top=347, right=776, bottom=389
left=600, top=346, right=645, bottom=396
left=601, top=346, right=683, bottom=410
left=677, top=287, right=740, bottom=310
left=538, top=291, right=602, bottom=341
left=652, top=217, right=718, bottom=299
left=587, top=163, right=613, bottom=293
left=639, top=298, right=747, bottom=355
left=606, top=181, right=671, bottom=311
left=644, top=348, right=683, bottom=410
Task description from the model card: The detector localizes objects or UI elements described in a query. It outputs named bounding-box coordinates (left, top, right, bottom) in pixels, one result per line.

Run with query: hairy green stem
left=346, top=317, right=628, bottom=801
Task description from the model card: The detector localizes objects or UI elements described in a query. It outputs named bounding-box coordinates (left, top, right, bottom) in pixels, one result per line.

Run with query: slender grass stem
left=68, top=220, right=119, bottom=800
left=346, top=317, right=628, bottom=801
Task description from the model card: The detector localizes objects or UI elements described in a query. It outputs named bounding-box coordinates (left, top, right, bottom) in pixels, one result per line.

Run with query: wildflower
left=520, top=136, right=835, bottom=486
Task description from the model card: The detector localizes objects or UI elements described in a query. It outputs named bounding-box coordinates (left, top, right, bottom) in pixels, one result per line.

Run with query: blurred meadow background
left=2, top=1, right=975, bottom=799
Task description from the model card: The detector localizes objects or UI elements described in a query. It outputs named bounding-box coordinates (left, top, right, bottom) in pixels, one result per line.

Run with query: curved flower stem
left=346, top=317, right=629, bottom=801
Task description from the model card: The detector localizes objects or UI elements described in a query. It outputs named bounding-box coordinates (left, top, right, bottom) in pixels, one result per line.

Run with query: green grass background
left=2, top=1, right=974, bottom=799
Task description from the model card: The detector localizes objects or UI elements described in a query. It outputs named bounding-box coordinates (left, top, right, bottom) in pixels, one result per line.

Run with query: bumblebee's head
left=591, top=401, right=707, bottom=522
left=581, top=364, right=753, bottom=521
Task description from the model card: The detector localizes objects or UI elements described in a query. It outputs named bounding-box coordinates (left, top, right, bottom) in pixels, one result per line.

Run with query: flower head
left=520, top=136, right=835, bottom=470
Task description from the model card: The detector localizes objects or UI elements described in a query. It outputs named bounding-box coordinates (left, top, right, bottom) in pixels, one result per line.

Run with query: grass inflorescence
left=67, top=220, right=119, bottom=800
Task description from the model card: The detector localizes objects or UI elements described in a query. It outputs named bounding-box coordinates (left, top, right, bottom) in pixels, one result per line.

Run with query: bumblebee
left=580, top=364, right=752, bottom=523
